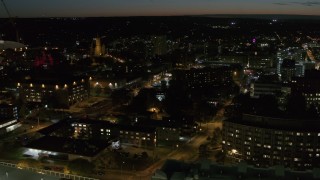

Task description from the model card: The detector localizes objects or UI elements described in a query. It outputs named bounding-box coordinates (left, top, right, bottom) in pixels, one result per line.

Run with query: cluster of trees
left=126, top=80, right=220, bottom=123
left=68, top=159, right=94, bottom=175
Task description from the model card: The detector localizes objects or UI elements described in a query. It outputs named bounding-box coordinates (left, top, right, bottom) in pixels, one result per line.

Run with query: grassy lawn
left=0, top=144, right=24, bottom=160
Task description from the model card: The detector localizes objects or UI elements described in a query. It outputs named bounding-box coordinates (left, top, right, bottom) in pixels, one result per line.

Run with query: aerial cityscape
left=1, top=0, right=320, bottom=180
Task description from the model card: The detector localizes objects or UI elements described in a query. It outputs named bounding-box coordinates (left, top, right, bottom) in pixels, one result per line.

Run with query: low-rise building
left=25, top=136, right=109, bottom=162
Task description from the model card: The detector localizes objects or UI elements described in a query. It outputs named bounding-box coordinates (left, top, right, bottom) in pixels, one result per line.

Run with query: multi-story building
left=173, top=67, right=232, bottom=88
left=292, top=70, right=320, bottom=107
left=0, top=103, right=20, bottom=134
left=280, top=59, right=295, bottom=83
left=222, top=114, right=320, bottom=170
left=135, top=119, right=180, bottom=146
left=276, top=47, right=304, bottom=75
left=17, top=75, right=89, bottom=107
left=0, top=65, right=7, bottom=80
left=0, top=103, right=18, bottom=119
left=119, top=125, right=156, bottom=147
left=70, top=119, right=157, bottom=147
left=250, top=82, right=282, bottom=98
left=41, top=117, right=186, bottom=148
left=151, top=36, right=168, bottom=55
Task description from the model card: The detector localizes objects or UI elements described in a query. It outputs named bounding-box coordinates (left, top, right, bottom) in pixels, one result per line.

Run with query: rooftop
left=226, top=114, right=320, bottom=132
left=153, top=160, right=320, bottom=180
left=25, top=136, right=109, bottom=157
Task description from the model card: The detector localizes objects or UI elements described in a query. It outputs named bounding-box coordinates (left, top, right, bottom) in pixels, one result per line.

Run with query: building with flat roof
left=0, top=103, right=20, bottom=134
left=37, top=118, right=157, bottom=148
left=24, top=136, right=109, bottom=162
left=17, top=74, right=89, bottom=108
left=173, top=66, right=232, bottom=88
left=222, top=114, right=320, bottom=170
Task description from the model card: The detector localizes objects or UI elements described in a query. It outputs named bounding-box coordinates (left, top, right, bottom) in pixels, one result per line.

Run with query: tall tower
left=94, top=37, right=102, bottom=56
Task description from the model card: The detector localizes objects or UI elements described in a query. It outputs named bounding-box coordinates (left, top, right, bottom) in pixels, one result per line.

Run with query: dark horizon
left=1, top=14, right=320, bottom=19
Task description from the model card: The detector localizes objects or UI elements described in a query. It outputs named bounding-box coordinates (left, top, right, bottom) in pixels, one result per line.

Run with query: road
left=89, top=99, right=228, bottom=180
left=0, top=164, right=60, bottom=180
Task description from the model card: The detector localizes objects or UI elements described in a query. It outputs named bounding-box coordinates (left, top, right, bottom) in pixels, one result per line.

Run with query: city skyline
left=0, top=0, right=320, bottom=18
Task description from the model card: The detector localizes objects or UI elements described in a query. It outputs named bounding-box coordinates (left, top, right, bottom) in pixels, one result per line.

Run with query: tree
left=164, top=80, right=193, bottom=116
left=111, top=89, right=131, bottom=106
left=141, top=151, right=149, bottom=159
left=67, top=159, right=94, bottom=175
left=128, top=88, right=160, bottom=113
left=286, top=93, right=307, bottom=118
left=211, top=128, right=222, bottom=146
left=94, top=86, right=102, bottom=96
left=104, top=86, right=112, bottom=96
left=215, top=151, right=226, bottom=163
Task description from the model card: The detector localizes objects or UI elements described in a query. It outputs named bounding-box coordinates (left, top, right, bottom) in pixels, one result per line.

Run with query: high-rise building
left=280, top=59, right=295, bottom=83
left=91, top=36, right=106, bottom=57
left=291, top=70, right=320, bottom=108
left=151, top=36, right=167, bottom=55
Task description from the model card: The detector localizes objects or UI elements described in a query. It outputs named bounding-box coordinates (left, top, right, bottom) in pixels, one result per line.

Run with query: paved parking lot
left=0, top=165, right=60, bottom=180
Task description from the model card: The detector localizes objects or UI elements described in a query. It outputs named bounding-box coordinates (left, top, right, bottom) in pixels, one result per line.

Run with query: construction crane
left=1, top=0, right=19, bottom=42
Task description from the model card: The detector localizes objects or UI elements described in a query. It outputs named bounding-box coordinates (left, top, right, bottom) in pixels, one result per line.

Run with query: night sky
left=0, top=0, right=320, bottom=17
